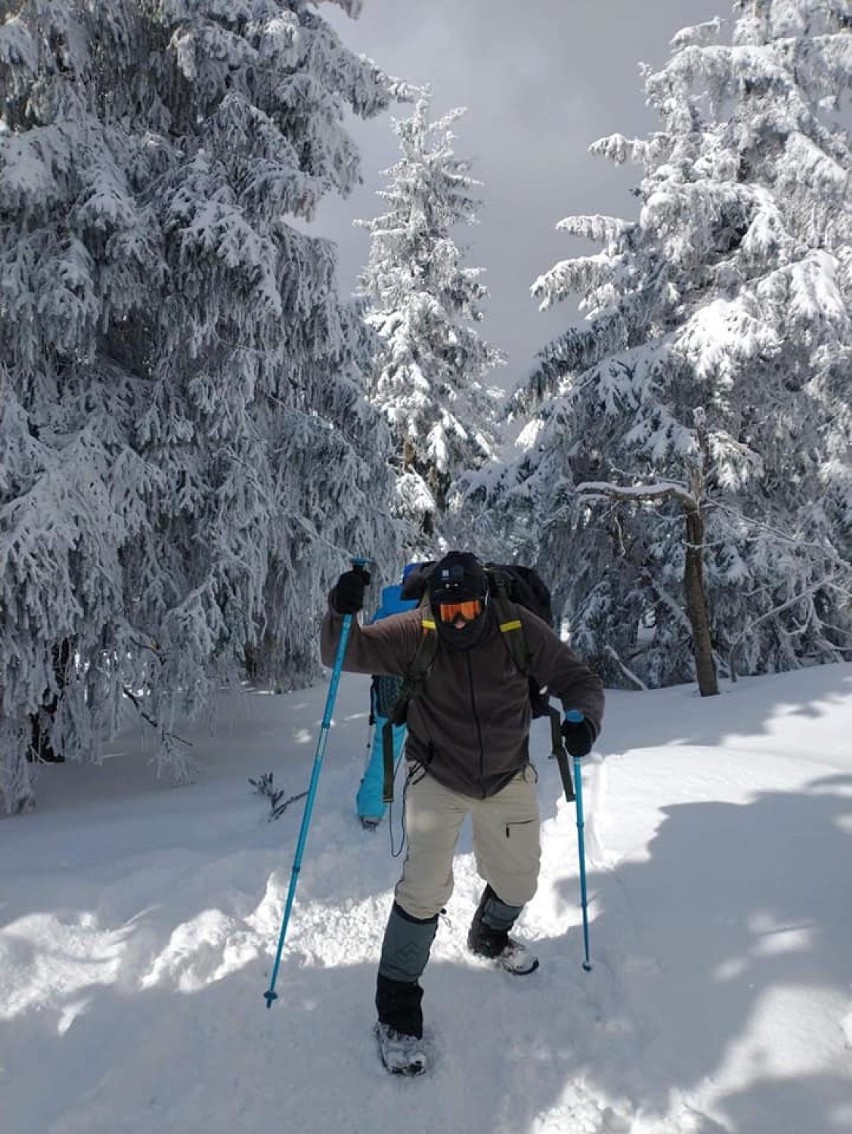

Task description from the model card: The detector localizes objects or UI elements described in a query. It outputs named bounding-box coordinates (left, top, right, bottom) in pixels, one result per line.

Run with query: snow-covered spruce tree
left=498, top=0, right=852, bottom=692
left=0, top=0, right=403, bottom=812
left=355, top=95, right=505, bottom=555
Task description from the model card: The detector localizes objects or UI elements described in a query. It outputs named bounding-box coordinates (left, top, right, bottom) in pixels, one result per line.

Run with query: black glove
left=332, top=566, right=371, bottom=615
left=561, top=712, right=595, bottom=758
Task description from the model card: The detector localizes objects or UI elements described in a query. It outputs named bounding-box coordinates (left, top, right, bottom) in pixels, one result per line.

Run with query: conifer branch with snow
left=494, top=0, right=852, bottom=691
left=0, top=0, right=405, bottom=812
left=354, top=93, right=506, bottom=554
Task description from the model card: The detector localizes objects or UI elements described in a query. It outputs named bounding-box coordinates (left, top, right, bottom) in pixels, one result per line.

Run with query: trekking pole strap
left=550, top=706, right=575, bottom=802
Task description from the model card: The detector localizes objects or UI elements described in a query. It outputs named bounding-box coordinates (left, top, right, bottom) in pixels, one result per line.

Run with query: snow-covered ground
left=2, top=663, right=851, bottom=1134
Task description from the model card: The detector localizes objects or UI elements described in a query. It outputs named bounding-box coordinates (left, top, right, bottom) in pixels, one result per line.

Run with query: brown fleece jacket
left=320, top=598, right=604, bottom=800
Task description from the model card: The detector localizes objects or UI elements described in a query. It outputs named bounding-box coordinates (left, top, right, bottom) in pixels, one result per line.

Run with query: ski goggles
left=435, top=598, right=484, bottom=625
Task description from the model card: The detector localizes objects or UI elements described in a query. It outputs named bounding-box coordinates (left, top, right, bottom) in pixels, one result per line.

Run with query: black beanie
left=427, top=551, right=488, bottom=604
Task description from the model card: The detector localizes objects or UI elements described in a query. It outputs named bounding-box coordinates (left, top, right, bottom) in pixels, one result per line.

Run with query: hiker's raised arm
left=321, top=574, right=420, bottom=676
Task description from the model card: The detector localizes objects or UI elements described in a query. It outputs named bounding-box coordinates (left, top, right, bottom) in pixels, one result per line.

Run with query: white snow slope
left=2, top=663, right=851, bottom=1134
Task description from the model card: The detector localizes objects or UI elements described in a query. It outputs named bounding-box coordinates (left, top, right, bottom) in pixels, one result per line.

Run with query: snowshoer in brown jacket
left=321, top=550, right=604, bottom=1075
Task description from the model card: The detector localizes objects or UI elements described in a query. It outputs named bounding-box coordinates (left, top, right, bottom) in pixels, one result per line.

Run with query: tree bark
left=578, top=479, right=719, bottom=696
left=27, top=638, right=73, bottom=763
left=683, top=502, right=718, bottom=696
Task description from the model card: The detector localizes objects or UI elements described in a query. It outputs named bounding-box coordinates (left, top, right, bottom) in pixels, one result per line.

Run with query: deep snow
left=2, top=663, right=851, bottom=1134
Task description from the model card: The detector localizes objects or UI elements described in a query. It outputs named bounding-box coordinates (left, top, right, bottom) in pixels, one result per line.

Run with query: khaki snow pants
left=394, top=764, right=541, bottom=920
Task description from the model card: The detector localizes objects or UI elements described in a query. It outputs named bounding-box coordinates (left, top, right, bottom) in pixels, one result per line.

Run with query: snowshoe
left=374, top=1022, right=427, bottom=1076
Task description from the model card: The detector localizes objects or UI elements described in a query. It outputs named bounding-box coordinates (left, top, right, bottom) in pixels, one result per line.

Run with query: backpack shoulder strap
left=485, top=569, right=575, bottom=803
left=486, top=568, right=532, bottom=676
left=381, top=605, right=439, bottom=803
left=406, top=603, right=440, bottom=688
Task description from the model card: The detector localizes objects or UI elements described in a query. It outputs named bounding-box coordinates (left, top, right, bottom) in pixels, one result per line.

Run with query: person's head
left=427, top=551, right=489, bottom=648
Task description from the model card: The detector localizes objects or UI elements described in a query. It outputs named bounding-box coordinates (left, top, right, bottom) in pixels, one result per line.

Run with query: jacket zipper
left=466, top=653, right=486, bottom=790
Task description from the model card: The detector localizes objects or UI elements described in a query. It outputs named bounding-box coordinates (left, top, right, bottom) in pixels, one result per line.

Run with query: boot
left=375, top=974, right=428, bottom=1074
left=468, top=884, right=539, bottom=975
left=375, top=973, right=424, bottom=1038
left=374, top=1021, right=427, bottom=1076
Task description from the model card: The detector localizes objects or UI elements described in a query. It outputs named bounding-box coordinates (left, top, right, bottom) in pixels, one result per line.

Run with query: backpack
left=368, top=582, right=419, bottom=722
left=371, top=674, right=404, bottom=720
left=382, top=563, right=574, bottom=804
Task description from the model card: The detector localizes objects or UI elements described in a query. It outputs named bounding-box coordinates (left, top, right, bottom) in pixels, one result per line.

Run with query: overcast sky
left=316, top=0, right=727, bottom=391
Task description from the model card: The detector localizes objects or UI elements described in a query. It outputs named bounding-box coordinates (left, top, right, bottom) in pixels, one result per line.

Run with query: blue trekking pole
left=566, top=710, right=593, bottom=972
left=263, top=557, right=370, bottom=1008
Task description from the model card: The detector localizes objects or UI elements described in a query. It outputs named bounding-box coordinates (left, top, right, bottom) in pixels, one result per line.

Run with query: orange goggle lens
left=437, top=599, right=483, bottom=624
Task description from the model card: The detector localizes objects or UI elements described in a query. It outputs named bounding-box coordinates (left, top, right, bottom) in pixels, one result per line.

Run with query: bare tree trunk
left=578, top=474, right=719, bottom=696
left=683, top=503, right=718, bottom=696
left=27, top=638, right=73, bottom=763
